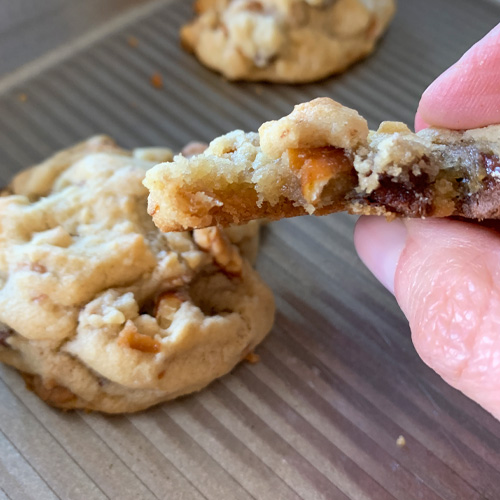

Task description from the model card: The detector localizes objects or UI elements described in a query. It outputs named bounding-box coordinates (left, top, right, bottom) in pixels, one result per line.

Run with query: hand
left=354, top=23, right=500, bottom=420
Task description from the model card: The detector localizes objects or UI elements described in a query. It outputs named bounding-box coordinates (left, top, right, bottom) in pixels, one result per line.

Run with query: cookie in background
left=181, top=0, right=396, bottom=83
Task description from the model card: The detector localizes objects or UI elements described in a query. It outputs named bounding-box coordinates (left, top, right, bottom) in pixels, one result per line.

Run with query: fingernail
left=354, top=217, right=408, bottom=294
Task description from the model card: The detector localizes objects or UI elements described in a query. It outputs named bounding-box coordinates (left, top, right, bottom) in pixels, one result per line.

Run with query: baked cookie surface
left=144, top=98, right=500, bottom=232
left=0, top=137, right=274, bottom=413
left=181, top=0, right=396, bottom=83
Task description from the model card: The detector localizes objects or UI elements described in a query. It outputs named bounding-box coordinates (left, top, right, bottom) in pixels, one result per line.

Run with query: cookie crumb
left=396, top=435, right=406, bottom=448
left=150, top=73, right=163, bottom=89
left=18, top=93, right=28, bottom=102
left=127, top=36, right=139, bottom=48
left=245, top=352, right=260, bottom=364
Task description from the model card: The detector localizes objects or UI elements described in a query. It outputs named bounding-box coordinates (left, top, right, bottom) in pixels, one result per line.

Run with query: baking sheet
left=1, top=0, right=500, bottom=498
left=0, top=0, right=154, bottom=77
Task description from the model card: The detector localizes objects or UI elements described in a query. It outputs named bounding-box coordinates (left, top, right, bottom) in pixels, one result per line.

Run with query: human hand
left=354, top=23, right=500, bottom=420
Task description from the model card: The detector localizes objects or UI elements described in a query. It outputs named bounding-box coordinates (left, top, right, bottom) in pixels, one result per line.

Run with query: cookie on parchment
left=0, top=137, right=274, bottom=413
left=181, top=0, right=396, bottom=83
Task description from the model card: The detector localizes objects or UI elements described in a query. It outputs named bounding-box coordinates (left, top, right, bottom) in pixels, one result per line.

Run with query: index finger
left=415, top=23, right=500, bottom=131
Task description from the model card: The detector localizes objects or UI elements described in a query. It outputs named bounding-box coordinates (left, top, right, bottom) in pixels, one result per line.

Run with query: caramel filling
left=288, top=147, right=355, bottom=205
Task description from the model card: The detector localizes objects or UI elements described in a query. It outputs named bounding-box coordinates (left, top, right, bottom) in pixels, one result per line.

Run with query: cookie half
left=144, top=98, right=500, bottom=232
left=181, top=0, right=396, bottom=83
left=0, top=137, right=274, bottom=413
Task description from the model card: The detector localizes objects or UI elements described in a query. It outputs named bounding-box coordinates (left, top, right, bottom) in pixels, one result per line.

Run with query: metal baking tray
left=1, top=0, right=500, bottom=498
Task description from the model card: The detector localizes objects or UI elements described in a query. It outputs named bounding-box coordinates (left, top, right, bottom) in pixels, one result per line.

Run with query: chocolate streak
left=364, top=172, right=433, bottom=217
left=354, top=153, right=500, bottom=220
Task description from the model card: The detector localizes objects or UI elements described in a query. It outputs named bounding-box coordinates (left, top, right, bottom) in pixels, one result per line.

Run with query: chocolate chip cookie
left=144, top=98, right=500, bottom=231
left=181, top=0, right=395, bottom=82
left=0, top=136, right=274, bottom=413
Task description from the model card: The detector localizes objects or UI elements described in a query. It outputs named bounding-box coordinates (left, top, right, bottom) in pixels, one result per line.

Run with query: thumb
left=355, top=216, right=500, bottom=419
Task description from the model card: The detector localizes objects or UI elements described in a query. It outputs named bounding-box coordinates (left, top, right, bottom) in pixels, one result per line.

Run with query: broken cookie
left=144, top=98, right=500, bottom=232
